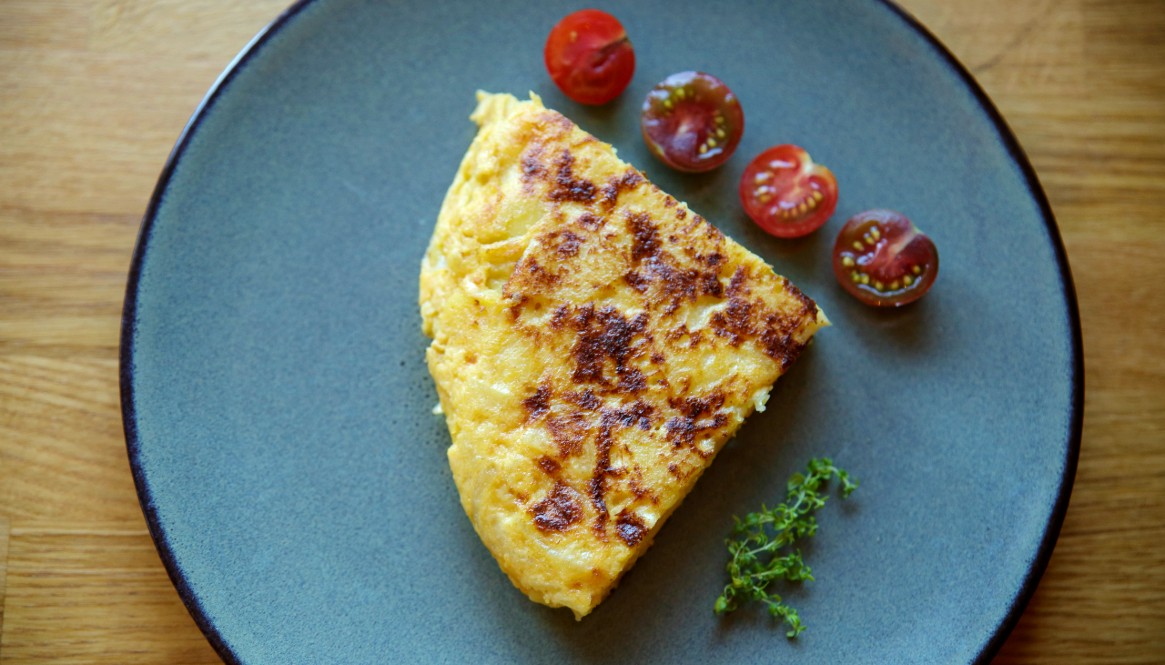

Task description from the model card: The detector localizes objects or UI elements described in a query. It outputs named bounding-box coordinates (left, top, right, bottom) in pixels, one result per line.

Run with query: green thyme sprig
left=713, top=457, right=857, bottom=638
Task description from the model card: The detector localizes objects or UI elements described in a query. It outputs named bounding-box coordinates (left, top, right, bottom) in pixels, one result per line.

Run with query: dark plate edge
left=874, top=1, right=1085, bottom=662
left=118, top=1, right=318, bottom=663
left=116, top=1, right=1086, bottom=664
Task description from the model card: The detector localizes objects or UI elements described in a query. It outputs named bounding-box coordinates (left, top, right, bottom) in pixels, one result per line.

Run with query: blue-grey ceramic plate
left=121, top=0, right=1082, bottom=662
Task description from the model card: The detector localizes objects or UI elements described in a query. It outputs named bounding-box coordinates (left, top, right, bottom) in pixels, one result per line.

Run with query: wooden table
left=2, top=0, right=1162, bottom=662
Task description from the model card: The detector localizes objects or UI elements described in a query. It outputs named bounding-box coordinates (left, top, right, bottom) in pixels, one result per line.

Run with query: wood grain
left=1, top=0, right=1163, bottom=662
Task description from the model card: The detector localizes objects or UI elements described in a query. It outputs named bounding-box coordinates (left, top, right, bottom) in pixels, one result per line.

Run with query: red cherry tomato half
left=739, top=144, right=838, bottom=238
left=832, top=210, right=938, bottom=307
left=640, top=71, right=744, bottom=173
left=544, top=9, right=635, bottom=105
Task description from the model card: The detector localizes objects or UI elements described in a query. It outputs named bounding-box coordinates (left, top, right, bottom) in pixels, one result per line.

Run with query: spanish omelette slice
left=419, top=92, right=826, bottom=619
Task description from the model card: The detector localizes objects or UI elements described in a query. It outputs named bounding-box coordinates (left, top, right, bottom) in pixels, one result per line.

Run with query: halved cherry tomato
left=544, top=9, right=635, bottom=105
left=832, top=210, right=939, bottom=307
left=640, top=71, right=743, bottom=173
left=739, top=144, right=838, bottom=238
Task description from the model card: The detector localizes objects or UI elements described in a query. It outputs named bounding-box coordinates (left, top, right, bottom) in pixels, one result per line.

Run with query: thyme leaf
left=714, top=457, right=857, bottom=637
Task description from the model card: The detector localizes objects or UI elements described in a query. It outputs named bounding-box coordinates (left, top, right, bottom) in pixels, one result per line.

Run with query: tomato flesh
left=544, top=10, right=635, bottom=105
left=640, top=71, right=743, bottom=172
left=832, top=210, right=938, bottom=307
left=739, top=144, right=838, bottom=238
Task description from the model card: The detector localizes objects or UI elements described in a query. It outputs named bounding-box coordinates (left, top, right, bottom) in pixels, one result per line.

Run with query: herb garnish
left=713, top=457, right=857, bottom=637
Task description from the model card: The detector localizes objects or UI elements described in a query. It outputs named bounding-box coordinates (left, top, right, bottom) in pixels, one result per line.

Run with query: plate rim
left=880, top=2, right=1083, bottom=660
left=118, top=1, right=1084, bottom=662
left=119, top=3, right=310, bottom=662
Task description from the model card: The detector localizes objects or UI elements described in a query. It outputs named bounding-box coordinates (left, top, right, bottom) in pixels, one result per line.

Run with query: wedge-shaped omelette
left=420, top=92, right=826, bottom=619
